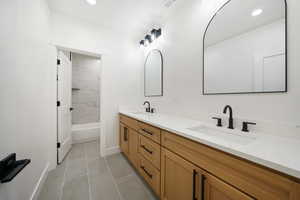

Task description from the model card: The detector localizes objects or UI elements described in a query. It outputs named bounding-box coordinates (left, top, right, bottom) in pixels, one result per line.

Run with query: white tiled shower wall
left=71, top=53, right=101, bottom=124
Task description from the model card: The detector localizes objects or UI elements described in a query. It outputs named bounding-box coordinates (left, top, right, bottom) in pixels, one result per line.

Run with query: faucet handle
left=150, top=108, right=156, bottom=113
left=242, top=122, right=256, bottom=132
left=212, top=117, right=222, bottom=127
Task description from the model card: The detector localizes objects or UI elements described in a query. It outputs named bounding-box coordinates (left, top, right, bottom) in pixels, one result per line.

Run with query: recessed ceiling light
left=251, top=9, right=263, bottom=17
left=86, top=0, right=96, bottom=5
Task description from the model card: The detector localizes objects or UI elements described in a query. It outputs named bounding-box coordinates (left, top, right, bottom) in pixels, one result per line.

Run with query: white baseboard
left=30, top=162, right=49, bottom=200
left=105, top=146, right=120, bottom=156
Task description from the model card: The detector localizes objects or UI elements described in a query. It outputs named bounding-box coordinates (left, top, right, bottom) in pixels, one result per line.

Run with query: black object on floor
left=0, top=153, right=31, bottom=183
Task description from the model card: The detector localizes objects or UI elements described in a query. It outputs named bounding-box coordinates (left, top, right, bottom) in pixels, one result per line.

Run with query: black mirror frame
left=144, top=49, right=164, bottom=97
left=202, top=0, right=288, bottom=95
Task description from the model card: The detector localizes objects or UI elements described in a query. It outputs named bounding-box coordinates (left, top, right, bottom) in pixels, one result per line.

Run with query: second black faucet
left=223, top=105, right=234, bottom=129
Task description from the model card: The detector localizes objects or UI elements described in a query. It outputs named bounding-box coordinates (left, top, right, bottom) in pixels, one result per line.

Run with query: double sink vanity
left=119, top=109, right=300, bottom=200
left=118, top=0, right=297, bottom=199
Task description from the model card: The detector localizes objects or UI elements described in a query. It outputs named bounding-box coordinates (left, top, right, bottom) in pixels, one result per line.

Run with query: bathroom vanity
left=119, top=112, right=300, bottom=200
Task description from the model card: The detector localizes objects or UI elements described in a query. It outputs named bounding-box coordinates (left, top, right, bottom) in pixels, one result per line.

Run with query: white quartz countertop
left=119, top=110, right=300, bottom=179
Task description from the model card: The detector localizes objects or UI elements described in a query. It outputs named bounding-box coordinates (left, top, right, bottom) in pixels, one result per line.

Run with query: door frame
left=55, top=45, right=104, bottom=165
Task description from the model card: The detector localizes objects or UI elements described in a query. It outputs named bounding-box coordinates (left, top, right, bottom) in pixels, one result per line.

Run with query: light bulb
left=86, top=0, right=96, bottom=5
left=252, top=9, right=263, bottom=17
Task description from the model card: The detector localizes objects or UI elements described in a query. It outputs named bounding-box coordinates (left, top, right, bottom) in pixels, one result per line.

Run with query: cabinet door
left=204, top=174, right=254, bottom=200
left=119, top=123, right=129, bottom=155
left=128, top=129, right=139, bottom=168
left=161, top=148, right=203, bottom=200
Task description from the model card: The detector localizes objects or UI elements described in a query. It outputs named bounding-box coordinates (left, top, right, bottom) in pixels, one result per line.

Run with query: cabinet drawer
left=138, top=122, right=161, bottom=144
left=162, top=130, right=298, bottom=200
left=138, top=155, right=161, bottom=196
left=120, top=114, right=138, bottom=131
left=139, top=135, right=161, bottom=170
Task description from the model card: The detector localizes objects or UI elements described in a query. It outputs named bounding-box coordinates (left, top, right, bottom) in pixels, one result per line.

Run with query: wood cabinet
left=120, top=114, right=139, bottom=130
left=161, top=148, right=203, bottom=200
left=161, top=130, right=300, bottom=200
left=138, top=121, right=161, bottom=144
left=161, top=148, right=253, bottom=200
left=119, top=123, right=129, bottom=156
left=139, top=135, right=161, bottom=169
left=139, top=155, right=161, bottom=196
left=119, top=122, right=139, bottom=168
left=128, top=129, right=139, bottom=168
left=119, top=114, right=300, bottom=200
left=204, top=173, right=254, bottom=200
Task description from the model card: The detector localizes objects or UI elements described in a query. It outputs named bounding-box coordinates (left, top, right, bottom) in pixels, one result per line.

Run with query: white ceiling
left=47, top=0, right=176, bottom=39
left=205, top=0, right=286, bottom=46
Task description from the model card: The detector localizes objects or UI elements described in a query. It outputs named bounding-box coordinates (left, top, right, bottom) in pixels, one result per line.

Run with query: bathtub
left=72, top=122, right=100, bottom=144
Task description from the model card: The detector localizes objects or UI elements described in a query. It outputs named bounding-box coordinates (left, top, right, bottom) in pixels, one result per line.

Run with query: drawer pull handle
left=124, top=127, right=128, bottom=141
left=141, top=145, right=153, bottom=154
left=141, top=129, right=153, bottom=136
left=193, top=170, right=197, bottom=200
left=141, top=166, right=153, bottom=179
left=201, top=174, right=206, bottom=200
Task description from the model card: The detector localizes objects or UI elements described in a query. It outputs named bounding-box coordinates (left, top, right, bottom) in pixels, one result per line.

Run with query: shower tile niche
left=71, top=53, right=101, bottom=125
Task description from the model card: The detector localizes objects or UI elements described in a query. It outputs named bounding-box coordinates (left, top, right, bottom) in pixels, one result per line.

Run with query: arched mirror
left=203, top=0, right=287, bottom=94
left=144, top=49, right=163, bottom=97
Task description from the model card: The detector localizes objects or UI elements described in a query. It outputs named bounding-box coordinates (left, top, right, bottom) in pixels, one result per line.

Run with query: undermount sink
left=187, top=125, right=256, bottom=145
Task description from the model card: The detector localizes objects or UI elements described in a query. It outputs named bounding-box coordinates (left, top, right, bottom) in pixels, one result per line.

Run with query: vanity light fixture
left=151, top=30, right=156, bottom=41
left=144, top=39, right=150, bottom=46
left=139, top=28, right=162, bottom=47
left=251, top=8, right=263, bottom=17
left=85, top=0, right=96, bottom=5
left=140, top=40, right=145, bottom=48
left=145, top=34, right=152, bottom=43
left=151, top=28, right=162, bottom=40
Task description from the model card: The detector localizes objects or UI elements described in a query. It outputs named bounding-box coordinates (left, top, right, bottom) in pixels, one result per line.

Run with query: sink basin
left=187, top=125, right=256, bottom=145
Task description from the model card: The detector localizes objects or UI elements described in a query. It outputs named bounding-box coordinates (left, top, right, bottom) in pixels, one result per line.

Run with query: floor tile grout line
left=84, top=144, right=93, bottom=200
left=104, top=156, right=124, bottom=200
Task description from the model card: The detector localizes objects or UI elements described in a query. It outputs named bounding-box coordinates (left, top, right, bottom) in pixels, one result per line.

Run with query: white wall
left=50, top=12, right=144, bottom=155
left=142, top=0, right=300, bottom=132
left=0, top=0, right=57, bottom=199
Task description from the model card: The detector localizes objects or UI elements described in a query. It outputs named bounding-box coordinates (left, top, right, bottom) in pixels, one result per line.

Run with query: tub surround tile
left=72, top=53, right=100, bottom=125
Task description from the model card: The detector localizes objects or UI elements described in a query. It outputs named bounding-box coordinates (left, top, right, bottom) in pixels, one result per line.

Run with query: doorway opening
left=56, top=47, right=102, bottom=164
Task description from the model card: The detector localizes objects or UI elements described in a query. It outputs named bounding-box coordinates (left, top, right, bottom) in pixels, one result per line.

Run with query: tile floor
left=38, top=141, right=158, bottom=200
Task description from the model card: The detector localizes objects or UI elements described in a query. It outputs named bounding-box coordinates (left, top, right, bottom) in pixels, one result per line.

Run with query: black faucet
left=223, top=105, right=234, bottom=129
left=143, top=101, right=151, bottom=113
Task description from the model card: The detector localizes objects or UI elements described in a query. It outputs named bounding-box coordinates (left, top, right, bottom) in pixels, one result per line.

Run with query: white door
left=57, top=51, right=72, bottom=164
left=262, top=53, right=285, bottom=92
